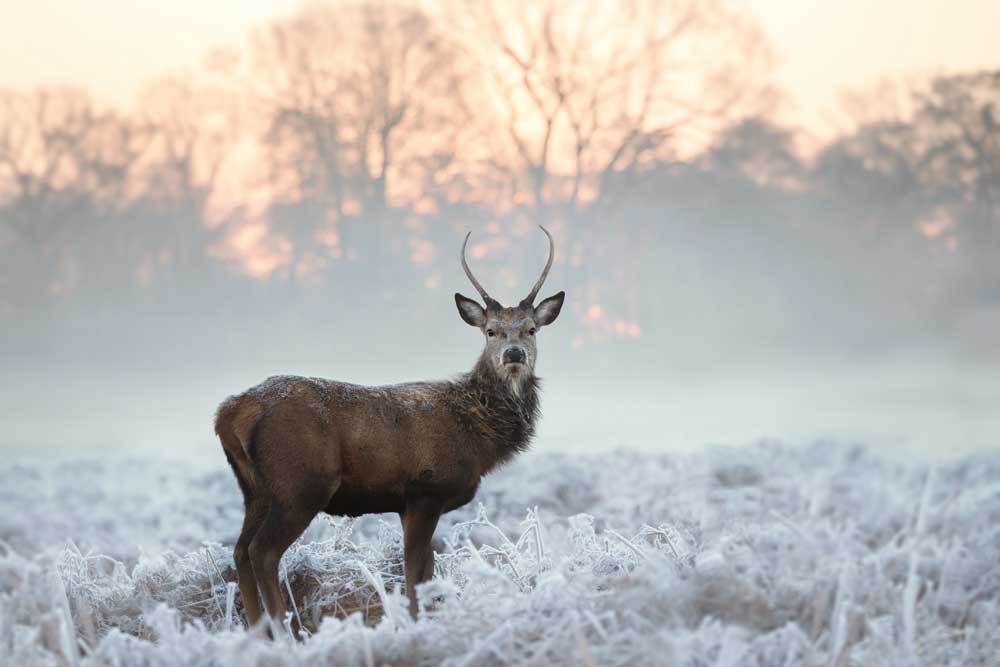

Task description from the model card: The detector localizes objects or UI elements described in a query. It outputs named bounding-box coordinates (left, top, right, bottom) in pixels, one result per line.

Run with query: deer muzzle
left=502, top=347, right=527, bottom=365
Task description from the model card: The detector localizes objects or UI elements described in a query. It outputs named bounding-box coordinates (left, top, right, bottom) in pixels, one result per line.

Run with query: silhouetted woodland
left=1, top=1, right=997, bottom=369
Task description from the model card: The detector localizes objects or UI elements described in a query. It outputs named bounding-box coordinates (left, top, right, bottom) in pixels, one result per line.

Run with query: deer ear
left=534, top=291, right=565, bottom=327
left=455, top=293, right=487, bottom=327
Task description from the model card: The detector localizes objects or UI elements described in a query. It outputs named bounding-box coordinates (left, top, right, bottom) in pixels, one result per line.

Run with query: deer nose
left=504, top=347, right=526, bottom=364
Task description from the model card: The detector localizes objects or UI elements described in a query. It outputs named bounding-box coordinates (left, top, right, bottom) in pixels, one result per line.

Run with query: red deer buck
left=215, top=226, right=565, bottom=635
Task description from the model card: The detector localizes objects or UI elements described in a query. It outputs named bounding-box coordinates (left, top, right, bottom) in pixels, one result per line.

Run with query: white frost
left=1, top=442, right=998, bottom=665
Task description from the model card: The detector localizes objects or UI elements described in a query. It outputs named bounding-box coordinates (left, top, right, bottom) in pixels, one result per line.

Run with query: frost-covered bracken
left=1, top=442, right=998, bottom=666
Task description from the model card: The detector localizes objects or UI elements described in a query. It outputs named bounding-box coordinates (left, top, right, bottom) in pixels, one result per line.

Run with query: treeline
left=0, top=1, right=997, bottom=366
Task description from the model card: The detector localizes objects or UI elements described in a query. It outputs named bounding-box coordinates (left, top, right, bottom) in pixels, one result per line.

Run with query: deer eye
left=486, top=329, right=496, bottom=337
left=528, top=328, right=536, bottom=336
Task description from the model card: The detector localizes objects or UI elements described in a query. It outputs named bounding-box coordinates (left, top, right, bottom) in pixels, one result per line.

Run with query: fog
left=5, top=308, right=998, bottom=465
left=1, top=3, right=998, bottom=464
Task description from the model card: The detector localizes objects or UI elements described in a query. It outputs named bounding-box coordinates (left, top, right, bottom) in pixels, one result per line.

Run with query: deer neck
left=464, top=356, right=540, bottom=466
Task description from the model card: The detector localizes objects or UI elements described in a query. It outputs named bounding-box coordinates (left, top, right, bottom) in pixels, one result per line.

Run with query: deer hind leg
left=234, top=495, right=270, bottom=629
left=249, top=478, right=339, bottom=639
left=402, top=499, right=442, bottom=618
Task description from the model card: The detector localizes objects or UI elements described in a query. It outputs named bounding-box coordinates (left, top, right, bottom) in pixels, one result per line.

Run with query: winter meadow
left=2, top=443, right=998, bottom=665
left=2, top=1, right=1000, bottom=665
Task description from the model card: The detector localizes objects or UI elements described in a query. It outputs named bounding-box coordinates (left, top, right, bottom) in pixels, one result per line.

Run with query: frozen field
left=1, top=442, right=998, bottom=666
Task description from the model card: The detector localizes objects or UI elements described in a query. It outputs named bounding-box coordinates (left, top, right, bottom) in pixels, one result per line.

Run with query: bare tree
left=350, top=2, right=471, bottom=212
left=0, top=88, right=94, bottom=242
left=909, top=71, right=1000, bottom=306
left=700, top=118, right=803, bottom=190
left=817, top=71, right=1000, bottom=247
left=453, top=0, right=774, bottom=217
left=912, top=71, right=1000, bottom=223
left=140, top=75, right=239, bottom=217
left=0, top=88, right=149, bottom=304
left=251, top=3, right=468, bottom=211
left=135, top=75, right=242, bottom=289
left=246, top=2, right=472, bottom=285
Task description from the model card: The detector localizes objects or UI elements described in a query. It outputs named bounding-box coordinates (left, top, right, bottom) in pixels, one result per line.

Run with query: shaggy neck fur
left=456, top=355, right=541, bottom=467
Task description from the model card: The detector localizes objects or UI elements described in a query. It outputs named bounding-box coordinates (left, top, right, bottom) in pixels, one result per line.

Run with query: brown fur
left=216, top=229, right=564, bottom=635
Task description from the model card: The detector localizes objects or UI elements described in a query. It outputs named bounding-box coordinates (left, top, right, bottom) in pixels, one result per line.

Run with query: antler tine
left=522, top=225, right=555, bottom=305
left=461, top=231, right=495, bottom=306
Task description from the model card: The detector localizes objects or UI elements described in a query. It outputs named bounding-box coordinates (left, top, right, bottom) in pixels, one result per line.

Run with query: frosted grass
left=1, top=442, right=998, bottom=665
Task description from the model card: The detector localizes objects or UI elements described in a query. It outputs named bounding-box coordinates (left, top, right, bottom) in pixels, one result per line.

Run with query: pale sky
left=1, top=0, right=998, bottom=132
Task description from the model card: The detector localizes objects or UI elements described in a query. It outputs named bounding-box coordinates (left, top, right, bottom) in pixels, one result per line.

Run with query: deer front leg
left=401, top=498, right=441, bottom=618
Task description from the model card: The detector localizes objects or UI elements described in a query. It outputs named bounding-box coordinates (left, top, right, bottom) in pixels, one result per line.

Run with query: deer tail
left=214, top=395, right=265, bottom=499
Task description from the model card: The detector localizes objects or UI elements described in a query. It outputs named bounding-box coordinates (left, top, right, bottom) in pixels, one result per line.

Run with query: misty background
left=1, top=0, right=998, bottom=462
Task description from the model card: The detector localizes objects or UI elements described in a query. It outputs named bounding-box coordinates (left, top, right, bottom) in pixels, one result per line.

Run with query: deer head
left=455, top=226, right=565, bottom=389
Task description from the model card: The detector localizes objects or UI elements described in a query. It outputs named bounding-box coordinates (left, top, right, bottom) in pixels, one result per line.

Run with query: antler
left=461, top=232, right=498, bottom=308
left=521, top=225, right=555, bottom=306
